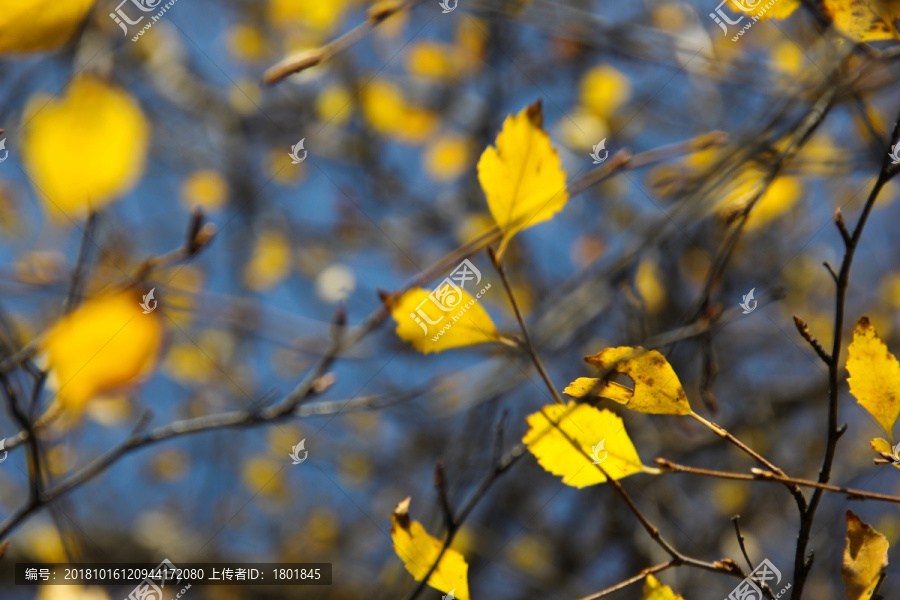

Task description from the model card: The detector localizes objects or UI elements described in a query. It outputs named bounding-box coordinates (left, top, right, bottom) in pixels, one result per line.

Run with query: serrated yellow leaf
left=523, top=402, right=646, bottom=488
left=842, top=510, right=889, bottom=600
left=643, top=575, right=685, bottom=600
left=41, top=291, right=163, bottom=415
left=390, top=287, right=499, bottom=354
left=847, top=316, right=900, bottom=439
left=566, top=347, right=691, bottom=415
left=22, top=76, right=150, bottom=223
left=477, top=103, right=568, bottom=259
left=391, top=497, right=469, bottom=600
left=0, top=0, right=95, bottom=54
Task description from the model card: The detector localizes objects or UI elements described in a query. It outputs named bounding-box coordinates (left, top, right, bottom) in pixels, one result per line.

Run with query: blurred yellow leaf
left=22, top=76, right=149, bottom=223
left=360, top=79, right=437, bottom=144
left=180, top=169, right=229, bottom=212
left=316, top=84, right=353, bottom=125
left=643, top=575, right=685, bottom=600
left=847, top=316, right=900, bottom=439
left=227, top=24, right=268, bottom=62
left=0, top=0, right=95, bottom=54
left=821, top=0, right=900, bottom=41
left=268, top=0, right=351, bottom=33
left=842, top=510, right=889, bottom=600
left=735, top=0, right=801, bottom=20
left=407, top=41, right=458, bottom=80
left=41, top=291, right=163, bottom=415
left=635, top=258, right=666, bottom=314
left=390, top=287, right=499, bottom=354
left=565, top=347, right=691, bottom=415
left=391, top=497, right=470, bottom=600
left=579, top=65, right=632, bottom=119
left=477, top=102, right=569, bottom=259
left=37, top=586, right=111, bottom=600
left=718, top=174, right=802, bottom=231
left=242, top=456, right=287, bottom=500
left=424, top=134, right=471, bottom=182
left=244, top=229, right=292, bottom=291
left=523, top=402, right=646, bottom=488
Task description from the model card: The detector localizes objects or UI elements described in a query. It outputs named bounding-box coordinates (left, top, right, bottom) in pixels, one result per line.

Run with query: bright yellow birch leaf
left=842, top=510, right=889, bottom=600
left=523, top=402, right=646, bottom=488
left=390, top=287, right=499, bottom=354
left=847, top=316, right=900, bottom=439
left=643, top=575, right=685, bottom=600
left=41, top=291, right=163, bottom=415
left=22, top=76, right=150, bottom=223
left=477, top=102, right=569, bottom=259
left=391, top=497, right=469, bottom=600
left=0, top=0, right=96, bottom=54
left=564, top=347, right=691, bottom=415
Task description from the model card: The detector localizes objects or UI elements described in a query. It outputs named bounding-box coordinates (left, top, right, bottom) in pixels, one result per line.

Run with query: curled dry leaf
left=564, top=346, right=691, bottom=415
left=842, top=510, right=889, bottom=600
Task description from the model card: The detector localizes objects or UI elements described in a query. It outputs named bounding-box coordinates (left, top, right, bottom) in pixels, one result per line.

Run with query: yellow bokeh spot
left=22, top=76, right=150, bottom=224
left=407, top=41, right=458, bottom=80
left=0, top=0, right=95, bottom=54
left=227, top=24, right=268, bottom=62
left=316, top=84, right=353, bottom=125
left=244, top=229, right=293, bottom=291
left=267, top=0, right=352, bottom=33
left=242, top=456, right=287, bottom=500
left=180, top=169, right=229, bottom=212
left=164, top=329, right=234, bottom=385
left=424, top=135, right=471, bottom=182
left=41, top=291, right=163, bottom=415
left=635, top=257, right=666, bottom=314
left=579, top=65, right=632, bottom=120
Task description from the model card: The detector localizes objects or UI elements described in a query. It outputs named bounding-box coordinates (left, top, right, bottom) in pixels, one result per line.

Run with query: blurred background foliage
left=1, top=0, right=900, bottom=598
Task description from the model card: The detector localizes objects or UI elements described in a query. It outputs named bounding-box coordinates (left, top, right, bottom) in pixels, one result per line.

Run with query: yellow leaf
left=842, top=510, right=889, bottom=600
left=523, top=402, right=646, bottom=488
left=391, top=497, right=470, bottom=600
left=477, top=102, right=569, bottom=259
left=847, top=316, right=900, bottom=439
left=267, top=0, right=351, bottom=33
left=390, top=287, right=499, bottom=354
left=717, top=174, right=802, bottom=231
left=643, top=575, right=685, bottom=600
left=565, top=347, right=691, bottom=415
left=22, top=76, right=150, bottom=223
left=244, top=229, right=293, bottom=291
left=41, top=291, right=163, bottom=415
left=820, top=0, right=900, bottom=41
left=0, top=0, right=95, bottom=54
left=734, top=0, right=802, bottom=20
